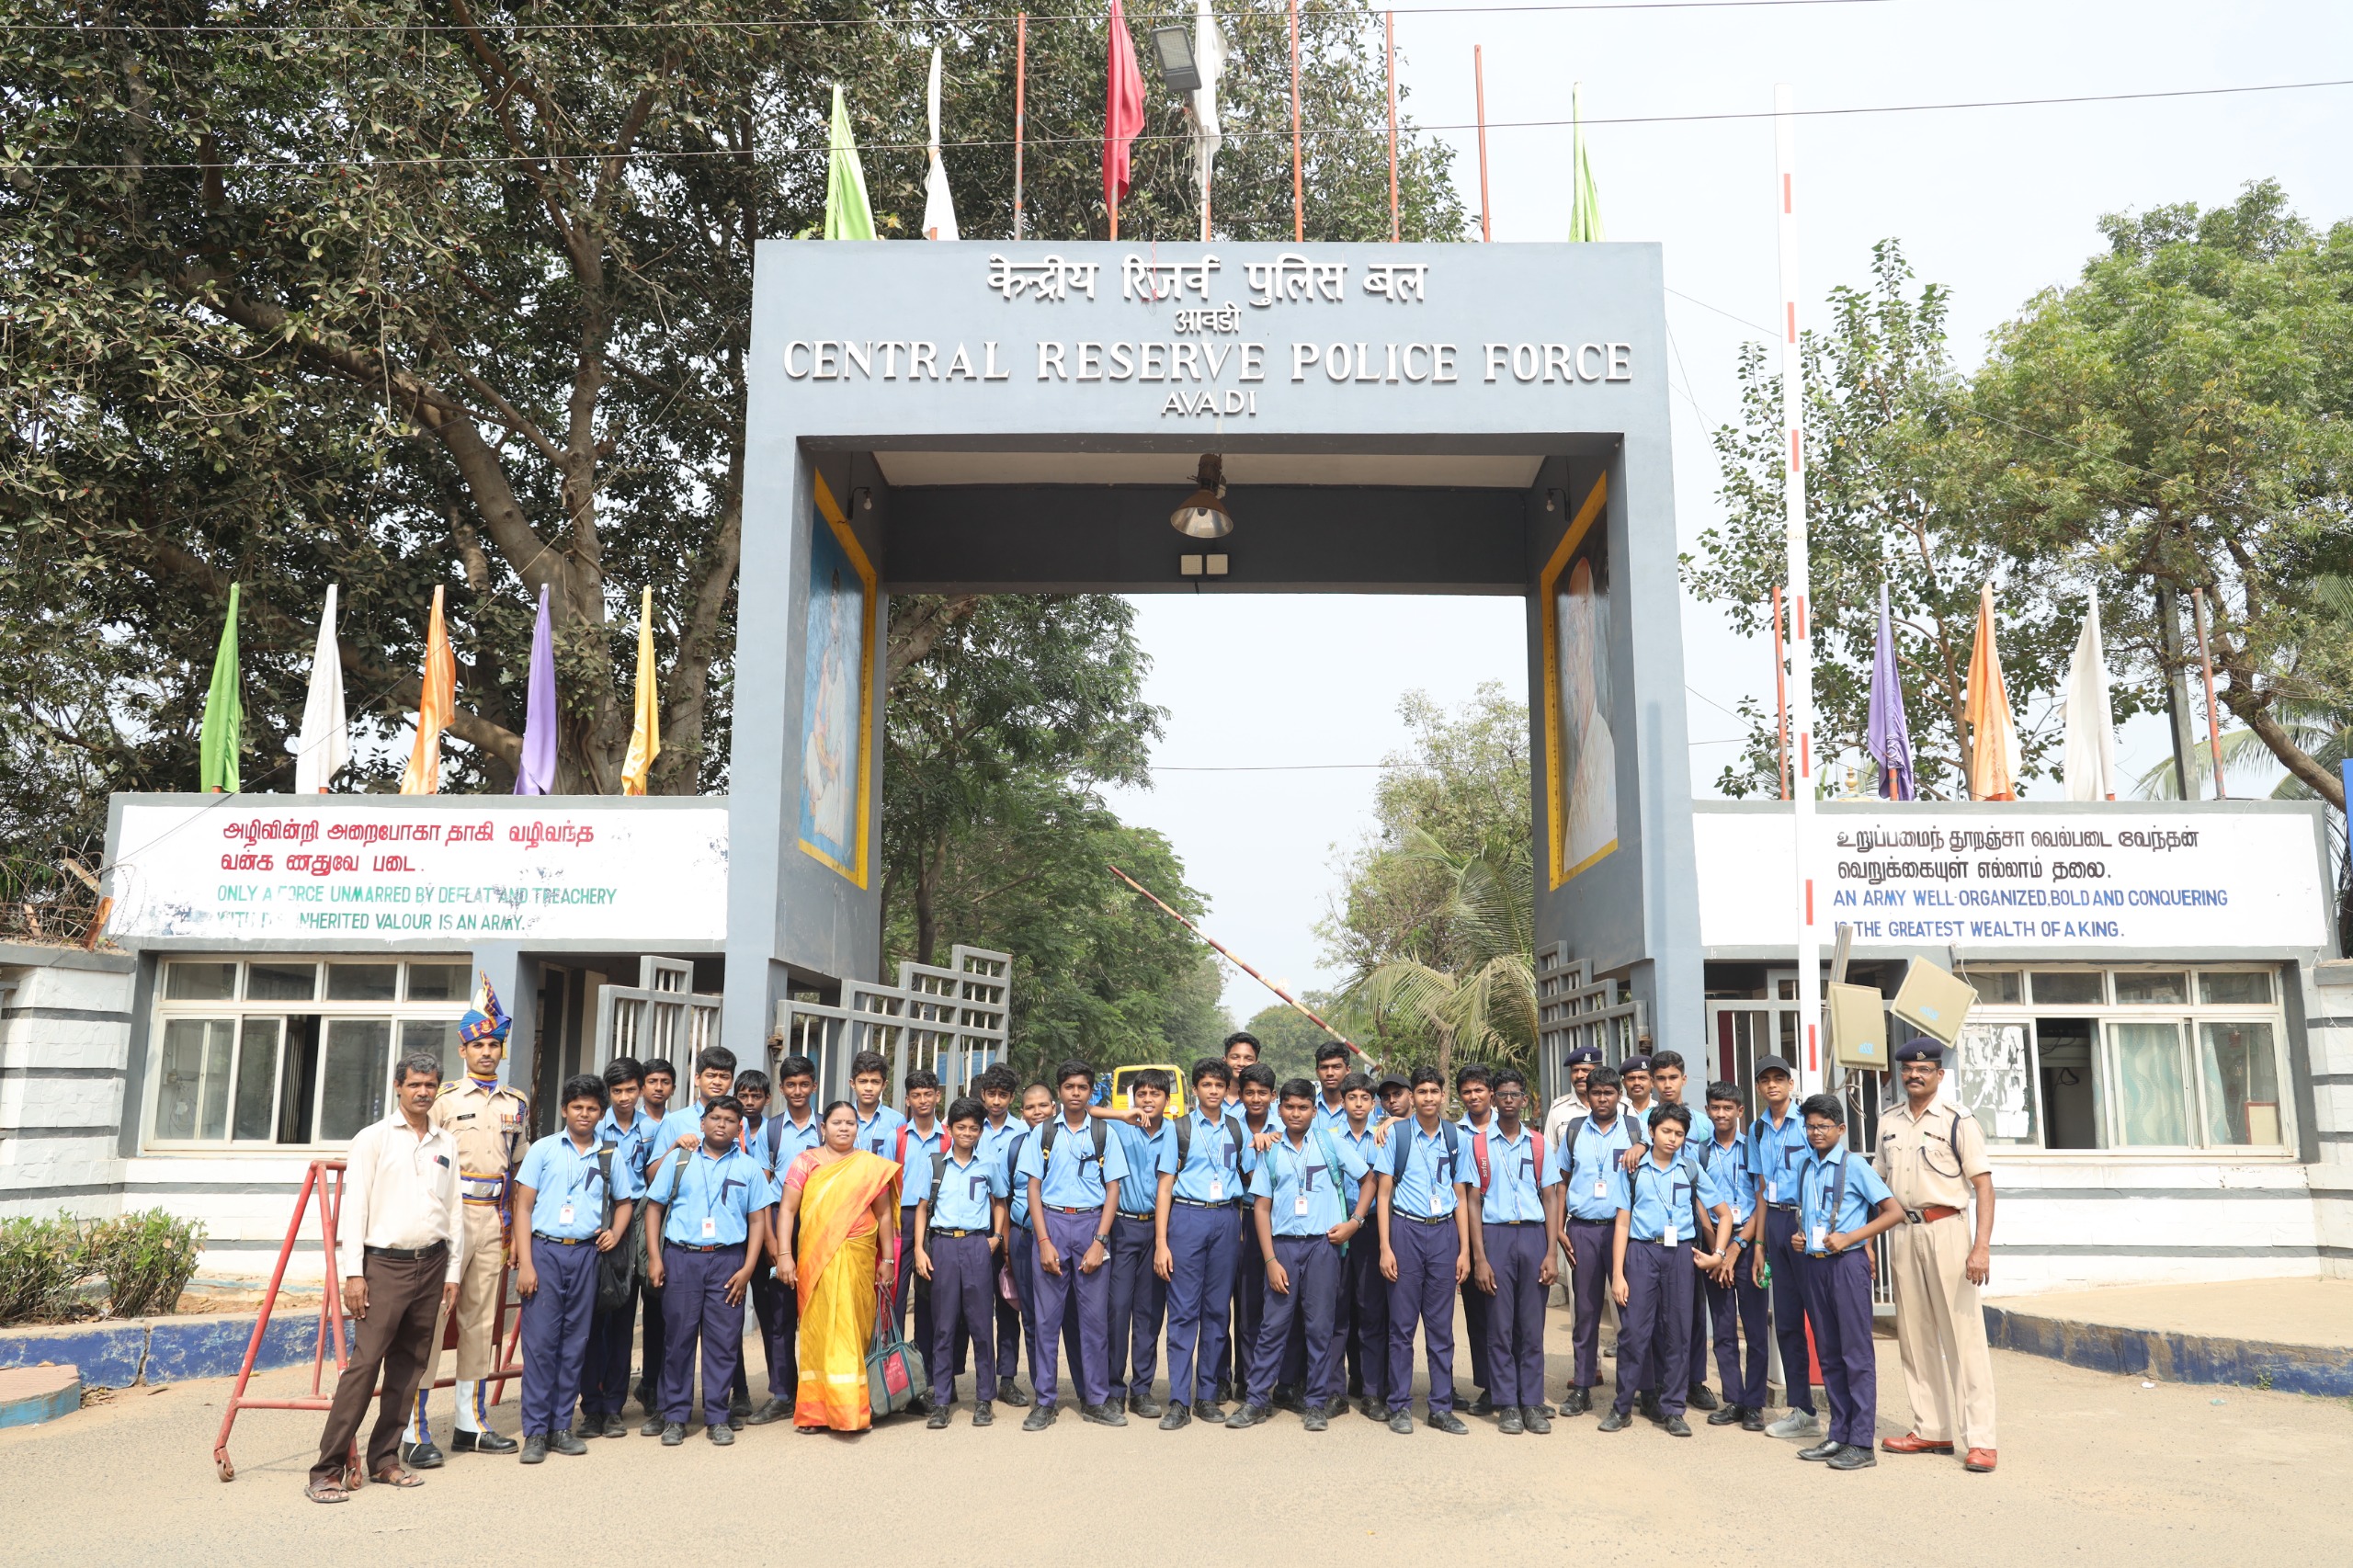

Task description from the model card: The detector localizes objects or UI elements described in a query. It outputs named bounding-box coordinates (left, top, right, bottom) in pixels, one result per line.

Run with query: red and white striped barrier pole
left=1774, top=85, right=1822, bottom=1093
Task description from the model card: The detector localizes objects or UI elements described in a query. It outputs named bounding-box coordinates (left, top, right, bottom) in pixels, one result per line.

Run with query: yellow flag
left=620, top=585, right=659, bottom=795
left=399, top=585, right=455, bottom=795
left=1963, top=583, right=2020, bottom=801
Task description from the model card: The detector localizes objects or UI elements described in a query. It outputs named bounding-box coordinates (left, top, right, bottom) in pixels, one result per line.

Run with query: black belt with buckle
left=364, top=1242, right=448, bottom=1262
left=669, top=1242, right=730, bottom=1253
left=932, top=1227, right=988, bottom=1239
left=1398, top=1213, right=1454, bottom=1227
left=1484, top=1219, right=1542, bottom=1227
left=1044, top=1203, right=1095, bottom=1214
left=1170, top=1196, right=1233, bottom=1210
left=532, top=1232, right=589, bottom=1246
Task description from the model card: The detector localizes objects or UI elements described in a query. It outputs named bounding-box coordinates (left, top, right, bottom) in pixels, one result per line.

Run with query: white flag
left=2061, top=590, right=2119, bottom=801
left=294, top=585, right=349, bottom=793
left=922, top=47, right=959, bottom=241
left=1190, top=0, right=1228, bottom=210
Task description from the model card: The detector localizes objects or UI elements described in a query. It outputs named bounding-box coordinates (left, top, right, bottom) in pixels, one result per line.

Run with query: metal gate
left=1534, top=944, right=1645, bottom=1111
left=770, top=945, right=1011, bottom=1108
left=591, top=956, right=722, bottom=1070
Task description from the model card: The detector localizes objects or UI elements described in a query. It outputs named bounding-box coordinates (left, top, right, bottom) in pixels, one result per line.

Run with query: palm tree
left=1341, top=829, right=1537, bottom=1086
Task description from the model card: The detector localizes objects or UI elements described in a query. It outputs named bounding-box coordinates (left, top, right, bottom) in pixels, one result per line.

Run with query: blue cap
left=1564, top=1046, right=1602, bottom=1067
left=1893, top=1037, right=1946, bottom=1064
left=1620, top=1053, right=1654, bottom=1074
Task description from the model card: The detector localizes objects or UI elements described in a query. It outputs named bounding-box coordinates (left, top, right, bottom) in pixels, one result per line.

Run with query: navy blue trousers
left=1229, top=1210, right=1265, bottom=1392
left=1006, top=1222, right=1086, bottom=1391
left=1614, top=1237, right=1694, bottom=1417
left=927, top=1232, right=997, bottom=1404
left=1708, top=1247, right=1771, bottom=1408
left=1385, top=1216, right=1459, bottom=1415
left=636, top=1279, right=665, bottom=1405
left=748, top=1269, right=794, bottom=1402
left=1565, top=1217, right=1618, bottom=1389
left=895, top=1205, right=933, bottom=1369
left=1764, top=1206, right=1815, bottom=1415
left=1247, top=1235, right=1342, bottom=1406
left=1107, top=1212, right=1165, bottom=1402
left=1163, top=1202, right=1238, bottom=1406
left=1339, top=1230, right=1388, bottom=1401
left=1798, top=1244, right=1876, bottom=1445
left=1031, top=1209, right=1113, bottom=1410
left=518, top=1240, right=597, bottom=1437
left=657, top=1243, right=744, bottom=1425
left=1480, top=1221, right=1548, bottom=1408
left=581, top=1279, right=636, bottom=1417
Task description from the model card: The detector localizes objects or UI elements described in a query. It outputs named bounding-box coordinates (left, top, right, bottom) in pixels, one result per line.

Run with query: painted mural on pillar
left=1541, top=476, right=1618, bottom=885
left=798, top=480, right=876, bottom=886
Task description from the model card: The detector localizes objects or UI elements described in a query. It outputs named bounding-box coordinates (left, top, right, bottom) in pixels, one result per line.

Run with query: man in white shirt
left=310, top=1052, right=463, bottom=1503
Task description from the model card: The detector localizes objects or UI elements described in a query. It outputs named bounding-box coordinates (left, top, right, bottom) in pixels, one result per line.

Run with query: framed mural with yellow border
left=797, top=472, right=877, bottom=886
left=1539, top=475, right=1617, bottom=889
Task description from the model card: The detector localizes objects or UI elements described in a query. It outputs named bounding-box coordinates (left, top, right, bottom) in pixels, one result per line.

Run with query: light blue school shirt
left=1330, top=1121, right=1382, bottom=1211
left=733, top=1116, right=778, bottom=1177
left=762, top=1109, right=824, bottom=1169
left=856, top=1103, right=907, bottom=1160
left=1693, top=1135, right=1756, bottom=1229
left=1017, top=1112, right=1131, bottom=1210
left=1002, top=1124, right=1041, bottom=1228
left=1250, top=1127, right=1370, bottom=1236
left=652, top=1100, right=723, bottom=1163
left=1164, top=1107, right=1255, bottom=1203
left=1472, top=1120, right=1559, bottom=1225
left=1112, top=1118, right=1176, bottom=1217
left=1385, top=1120, right=1467, bottom=1221
left=1559, top=1112, right=1641, bottom=1222
left=1313, top=1094, right=1385, bottom=1131
left=976, top=1113, right=1024, bottom=1174
left=594, top=1106, right=660, bottom=1185
left=1747, top=1108, right=1811, bottom=1207
left=645, top=1143, right=777, bottom=1247
left=517, top=1131, right=643, bottom=1241
left=895, top=1120, right=949, bottom=1206
left=1795, top=1142, right=1893, bottom=1247
left=1621, top=1153, right=1700, bottom=1244
left=925, top=1149, right=1008, bottom=1233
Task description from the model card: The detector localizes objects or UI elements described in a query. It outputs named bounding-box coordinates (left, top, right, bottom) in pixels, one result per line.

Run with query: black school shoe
left=1356, top=1394, right=1384, bottom=1421
left=926, top=1405, right=954, bottom=1429
left=639, top=1415, right=665, bottom=1437
left=1521, top=1406, right=1552, bottom=1435
left=1798, top=1438, right=1846, bottom=1461
left=1562, top=1387, right=1593, bottom=1416
left=972, top=1402, right=995, bottom=1426
left=660, top=1422, right=687, bottom=1446
left=1427, top=1409, right=1469, bottom=1435
left=1158, top=1402, right=1192, bottom=1430
left=1226, top=1403, right=1270, bottom=1428
left=1466, top=1391, right=1495, bottom=1416
left=997, top=1379, right=1032, bottom=1408
left=1687, top=1383, right=1721, bottom=1412
left=1497, top=1406, right=1525, bottom=1435
left=551, top=1429, right=588, bottom=1456
left=1022, top=1403, right=1057, bottom=1431
left=451, top=1428, right=517, bottom=1455
left=519, top=1435, right=548, bottom=1464
left=1708, top=1403, right=1746, bottom=1426
left=744, top=1396, right=791, bottom=1426
left=1742, top=1407, right=1767, bottom=1433
left=707, top=1422, right=735, bottom=1446
left=1271, top=1384, right=1305, bottom=1413
left=1387, top=1408, right=1415, bottom=1435
left=1129, top=1393, right=1165, bottom=1419
left=1827, top=1445, right=1878, bottom=1471
left=1081, top=1402, right=1128, bottom=1427
left=1303, top=1407, right=1329, bottom=1433
left=400, top=1439, right=444, bottom=1470
left=1596, top=1407, right=1631, bottom=1433
left=1664, top=1415, right=1693, bottom=1437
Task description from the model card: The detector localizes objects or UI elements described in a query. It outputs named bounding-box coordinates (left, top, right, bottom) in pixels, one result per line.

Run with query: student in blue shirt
left=1792, top=1093, right=1903, bottom=1470
left=1467, top=1068, right=1561, bottom=1434
left=654, top=1045, right=738, bottom=1159
left=915, top=1096, right=1011, bottom=1428
left=1108, top=1069, right=1177, bottom=1419
left=1230, top=1080, right=1372, bottom=1432
left=630, top=1058, right=677, bottom=1422
left=1153, top=1058, right=1253, bottom=1428
left=1555, top=1064, right=1642, bottom=1415
left=580, top=1056, right=654, bottom=1437
left=1225, top=1062, right=1280, bottom=1403
left=1330, top=1071, right=1390, bottom=1419
left=1601, top=1103, right=1731, bottom=1437
left=1745, top=1053, right=1820, bottom=1439
left=1376, top=1064, right=1473, bottom=1436
left=743, top=1053, right=823, bottom=1429
left=641, top=1096, right=777, bottom=1447
left=1452, top=1062, right=1499, bottom=1417
left=891, top=1068, right=948, bottom=1407
left=1017, top=1059, right=1131, bottom=1429
left=720, top=1067, right=777, bottom=1426
left=971, top=1065, right=1034, bottom=1406
left=513, top=1074, right=641, bottom=1462
left=1002, top=1081, right=1079, bottom=1417
left=848, top=1050, right=907, bottom=1159
left=1697, top=1080, right=1769, bottom=1430
left=1312, top=1040, right=1380, bottom=1130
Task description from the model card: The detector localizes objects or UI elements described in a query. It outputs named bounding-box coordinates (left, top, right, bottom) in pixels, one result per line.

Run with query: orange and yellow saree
left=790, top=1149, right=899, bottom=1430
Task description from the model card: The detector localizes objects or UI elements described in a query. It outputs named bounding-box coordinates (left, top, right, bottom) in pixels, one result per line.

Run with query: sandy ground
left=1984, top=1277, right=2353, bottom=1345
left=2, top=1296, right=2347, bottom=1567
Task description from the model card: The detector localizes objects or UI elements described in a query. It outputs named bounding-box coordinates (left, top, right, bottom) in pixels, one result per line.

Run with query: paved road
left=3, top=1300, right=2346, bottom=1566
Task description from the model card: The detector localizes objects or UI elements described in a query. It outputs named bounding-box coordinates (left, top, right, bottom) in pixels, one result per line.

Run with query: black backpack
left=1387, top=1118, right=1463, bottom=1182
left=594, top=1144, right=639, bottom=1312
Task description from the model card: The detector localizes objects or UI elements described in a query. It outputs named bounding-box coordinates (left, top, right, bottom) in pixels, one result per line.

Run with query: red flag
left=1103, top=0, right=1145, bottom=228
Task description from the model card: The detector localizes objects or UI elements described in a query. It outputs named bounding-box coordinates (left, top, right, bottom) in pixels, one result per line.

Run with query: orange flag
left=1963, top=582, right=2020, bottom=801
left=399, top=585, right=456, bottom=795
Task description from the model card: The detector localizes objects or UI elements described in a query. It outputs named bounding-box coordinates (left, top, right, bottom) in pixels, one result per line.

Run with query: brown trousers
left=313, top=1247, right=445, bottom=1485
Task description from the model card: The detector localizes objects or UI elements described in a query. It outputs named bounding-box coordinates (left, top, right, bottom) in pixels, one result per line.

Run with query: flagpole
left=1289, top=0, right=1303, bottom=242
left=1014, top=13, right=1027, bottom=240
left=1473, top=46, right=1491, bottom=242
left=2193, top=587, right=2227, bottom=798
left=1774, top=85, right=1821, bottom=1096
left=1772, top=585, right=1791, bottom=801
left=1386, top=11, right=1399, bottom=242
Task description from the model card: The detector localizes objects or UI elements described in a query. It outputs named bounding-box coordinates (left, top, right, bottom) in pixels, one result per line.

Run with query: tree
left=1241, top=993, right=1344, bottom=1084
left=1687, top=241, right=2091, bottom=799
left=1, top=0, right=1465, bottom=858
left=1961, top=182, right=2353, bottom=809
left=1346, top=830, right=1534, bottom=1087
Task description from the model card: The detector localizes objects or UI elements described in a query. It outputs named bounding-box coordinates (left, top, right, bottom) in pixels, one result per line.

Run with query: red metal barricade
left=212, top=1159, right=525, bottom=1483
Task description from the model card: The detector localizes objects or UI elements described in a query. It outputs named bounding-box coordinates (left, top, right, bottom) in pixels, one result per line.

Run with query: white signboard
left=1695, top=809, right=2327, bottom=950
left=108, top=801, right=730, bottom=943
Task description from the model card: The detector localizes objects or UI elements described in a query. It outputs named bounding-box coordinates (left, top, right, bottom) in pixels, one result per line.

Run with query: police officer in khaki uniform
left=1873, top=1038, right=1998, bottom=1473
left=403, top=982, right=528, bottom=1464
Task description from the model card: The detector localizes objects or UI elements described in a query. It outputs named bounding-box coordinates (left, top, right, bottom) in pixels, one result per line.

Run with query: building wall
left=1983, top=1153, right=2320, bottom=1294
left=0, top=944, right=135, bottom=1220
left=2306, top=963, right=2353, bottom=1280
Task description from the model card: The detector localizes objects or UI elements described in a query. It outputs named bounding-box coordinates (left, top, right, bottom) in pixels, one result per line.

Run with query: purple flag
left=514, top=583, right=558, bottom=795
left=1868, top=585, right=1915, bottom=801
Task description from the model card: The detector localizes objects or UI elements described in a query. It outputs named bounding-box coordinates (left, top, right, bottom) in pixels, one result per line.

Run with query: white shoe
left=1766, top=1410, right=1821, bottom=1439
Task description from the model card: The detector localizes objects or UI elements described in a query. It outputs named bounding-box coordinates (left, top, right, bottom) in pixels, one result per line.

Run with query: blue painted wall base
left=1985, top=1304, right=2353, bottom=1398
left=0, top=1310, right=352, bottom=1390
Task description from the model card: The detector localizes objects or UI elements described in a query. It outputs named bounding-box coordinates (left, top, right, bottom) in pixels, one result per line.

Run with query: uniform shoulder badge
left=437, top=1081, right=461, bottom=1097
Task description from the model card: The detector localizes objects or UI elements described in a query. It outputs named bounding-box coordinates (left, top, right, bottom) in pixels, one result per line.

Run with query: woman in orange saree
left=775, top=1100, right=900, bottom=1433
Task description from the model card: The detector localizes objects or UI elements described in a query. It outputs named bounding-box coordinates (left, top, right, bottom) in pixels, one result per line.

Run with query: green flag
left=824, top=83, right=876, bottom=241
left=199, top=582, right=242, bottom=793
left=1569, top=83, right=1604, bottom=243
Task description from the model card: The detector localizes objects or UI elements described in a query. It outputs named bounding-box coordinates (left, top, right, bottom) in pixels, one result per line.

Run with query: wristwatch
left=1095, top=1233, right=1112, bottom=1247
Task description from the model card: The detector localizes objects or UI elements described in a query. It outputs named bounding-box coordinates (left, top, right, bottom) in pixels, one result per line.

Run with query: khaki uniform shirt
left=1874, top=1096, right=1990, bottom=1212
left=432, top=1078, right=530, bottom=1214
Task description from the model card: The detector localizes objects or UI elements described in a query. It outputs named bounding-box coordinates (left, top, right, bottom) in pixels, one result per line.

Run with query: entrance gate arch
left=722, top=240, right=1704, bottom=1100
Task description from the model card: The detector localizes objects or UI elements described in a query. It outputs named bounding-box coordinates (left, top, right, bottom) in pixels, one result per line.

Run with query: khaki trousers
left=422, top=1205, right=507, bottom=1390
left=1889, top=1214, right=1996, bottom=1449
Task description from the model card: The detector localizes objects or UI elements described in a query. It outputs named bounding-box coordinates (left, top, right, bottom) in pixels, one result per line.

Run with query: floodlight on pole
left=1151, top=25, right=1201, bottom=92
left=1170, top=453, right=1233, bottom=539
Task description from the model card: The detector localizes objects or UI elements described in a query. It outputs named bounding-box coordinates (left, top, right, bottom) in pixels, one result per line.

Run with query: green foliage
left=0, top=1209, right=204, bottom=1324
left=1959, top=181, right=2353, bottom=808
left=1241, top=993, right=1344, bottom=1084
left=1688, top=241, right=2093, bottom=799
left=85, top=1210, right=207, bottom=1319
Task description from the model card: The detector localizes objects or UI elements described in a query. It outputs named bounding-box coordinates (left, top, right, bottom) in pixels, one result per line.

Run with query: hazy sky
left=1102, top=0, right=2353, bottom=1018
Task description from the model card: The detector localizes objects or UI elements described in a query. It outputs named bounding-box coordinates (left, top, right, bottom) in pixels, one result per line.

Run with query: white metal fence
left=591, top=956, right=722, bottom=1071
left=770, top=945, right=1012, bottom=1108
